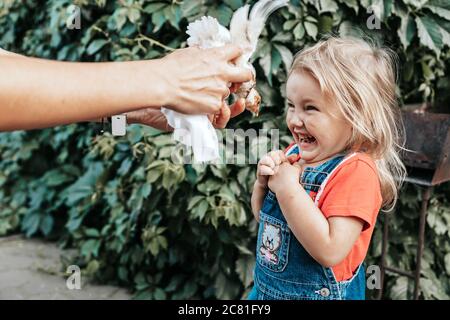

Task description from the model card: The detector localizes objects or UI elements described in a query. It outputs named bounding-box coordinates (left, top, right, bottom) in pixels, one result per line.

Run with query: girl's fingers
left=259, top=165, right=275, bottom=176
left=259, top=156, right=276, bottom=169
left=292, top=162, right=302, bottom=171
left=273, top=165, right=279, bottom=175
left=269, top=150, right=286, bottom=166
left=268, top=151, right=280, bottom=166
left=277, top=151, right=288, bottom=163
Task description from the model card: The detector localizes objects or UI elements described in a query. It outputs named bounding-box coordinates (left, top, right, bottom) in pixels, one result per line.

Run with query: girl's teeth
left=300, top=135, right=315, bottom=143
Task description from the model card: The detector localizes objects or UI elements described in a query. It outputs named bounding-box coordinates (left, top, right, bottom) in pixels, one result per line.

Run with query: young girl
left=248, top=36, right=406, bottom=300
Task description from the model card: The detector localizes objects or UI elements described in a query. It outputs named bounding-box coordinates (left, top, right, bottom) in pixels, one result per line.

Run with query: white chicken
left=161, top=0, right=288, bottom=162
left=186, top=0, right=288, bottom=115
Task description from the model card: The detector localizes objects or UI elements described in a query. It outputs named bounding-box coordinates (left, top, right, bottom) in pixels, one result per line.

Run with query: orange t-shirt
left=285, top=145, right=382, bottom=281
left=317, top=152, right=382, bottom=281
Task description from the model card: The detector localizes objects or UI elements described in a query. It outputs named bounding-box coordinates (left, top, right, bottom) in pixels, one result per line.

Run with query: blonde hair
left=289, top=35, right=406, bottom=211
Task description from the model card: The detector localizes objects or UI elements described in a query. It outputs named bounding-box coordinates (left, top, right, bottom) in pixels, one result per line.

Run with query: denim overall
left=248, top=145, right=366, bottom=300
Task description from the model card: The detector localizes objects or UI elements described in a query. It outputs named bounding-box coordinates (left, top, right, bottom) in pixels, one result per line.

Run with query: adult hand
left=159, top=44, right=253, bottom=115
left=207, top=98, right=246, bottom=129
left=128, top=81, right=247, bottom=130
left=127, top=97, right=246, bottom=131
left=0, top=45, right=251, bottom=132
left=126, top=108, right=172, bottom=131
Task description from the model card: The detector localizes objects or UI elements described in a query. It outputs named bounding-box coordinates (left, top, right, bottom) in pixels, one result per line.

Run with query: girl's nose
left=291, top=112, right=305, bottom=127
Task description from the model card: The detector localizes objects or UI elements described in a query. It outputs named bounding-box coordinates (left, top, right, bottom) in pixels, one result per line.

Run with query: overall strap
left=301, top=155, right=345, bottom=194
left=283, top=143, right=356, bottom=201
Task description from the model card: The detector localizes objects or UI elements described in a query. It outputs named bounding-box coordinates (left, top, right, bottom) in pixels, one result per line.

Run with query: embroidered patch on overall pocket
left=257, top=211, right=290, bottom=272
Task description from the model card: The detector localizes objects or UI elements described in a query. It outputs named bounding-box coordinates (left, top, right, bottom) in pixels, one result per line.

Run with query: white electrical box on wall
left=111, top=115, right=126, bottom=136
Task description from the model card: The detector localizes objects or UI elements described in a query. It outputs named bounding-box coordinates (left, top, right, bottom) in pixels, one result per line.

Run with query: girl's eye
left=306, top=105, right=318, bottom=111
left=287, top=103, right=295, bottom=110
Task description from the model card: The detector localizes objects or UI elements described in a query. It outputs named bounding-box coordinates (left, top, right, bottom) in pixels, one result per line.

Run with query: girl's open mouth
left=298, top=133, right=317, bottom=149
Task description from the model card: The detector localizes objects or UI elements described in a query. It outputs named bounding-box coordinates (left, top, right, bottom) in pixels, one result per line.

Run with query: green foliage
left=0, top=0, right=449, bottom=299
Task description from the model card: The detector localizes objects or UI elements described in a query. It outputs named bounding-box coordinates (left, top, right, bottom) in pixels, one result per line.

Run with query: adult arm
left=0, top=45, right=252, bottom=131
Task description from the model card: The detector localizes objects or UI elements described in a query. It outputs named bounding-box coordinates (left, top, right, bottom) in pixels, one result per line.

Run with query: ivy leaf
left=81, top=239, right=101, bottom=258
left=127, top=8, right=141, bottom=24
left=283, top=20, right=298, bottom=30
left=318, top=14, right=334, bottom=33
left=390, top=276, right=409, bottom=300
left=152, top=10, right=166, bottom=32
left=63, top=162, right=103, bottom=206
left=383, top=0, right=393, bottom=20
left=163, top=5, right=182, bottom=30
left=398, top=13, right=416, bottom=49
left=188, top=196, right=204, bottom=210
left=118, top=158, right=132, bottom=176
left=40, top=214, right=54, bottom=236
left=86, top=39, right=109, bottom=55
left=424, top=0, right=450, bottom=20
left=317, top=0, right=339, bottom=14
left=293, top=22, right=305, bottom=39
left=337, top=0, right=359, bottom=13
left=259, top=51, right=272, bottom=85
left=181, top=281, right=198, bottom=299
left=235, top=255, right=255, bottom=288
left=304, top=21, right=318, bottom=39
left=208, top=4, right=233, bottom=26
left=444, top=253, right=450, bottom=275
left=153, top=287, right=167, bottom=300
left=110, top=8, right=127, bottom=30
left=270, top=47, right=282, bottom=76
left=143, top=3, right=167, bottom=14
left=415, top=15, right=443, bottom=54
left=214, top=272, right=240, bottom=300
left=433, top=14, right=450, bottom=46
left=86, top=260, right=100, bottom=275
left=21, top=213, right=41, bottom=237
left=181, top=0, right=202, bottom=17
left=66, top=214, right=84, bottom=232
left=85, top=228, right=100, bottom=238
left=193, top=200, right=208, bottom=221
left=118, top=266, right=128, bottom=282
left=223, top=0, right=243, bottom=10
left=420, top=278, right=449, bottom=299
left=42, top=169, right=72, bottom=187
left=273, top=44, right=293, bottom=72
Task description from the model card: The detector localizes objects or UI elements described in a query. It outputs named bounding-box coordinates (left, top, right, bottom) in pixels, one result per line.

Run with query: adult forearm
left=0, top=56, right=167, bottom=131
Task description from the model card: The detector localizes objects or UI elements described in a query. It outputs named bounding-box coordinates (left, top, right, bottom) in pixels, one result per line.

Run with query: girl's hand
left=268, top=161, right=302, bottom=194
left=256, top=150, right=289, bottom=188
